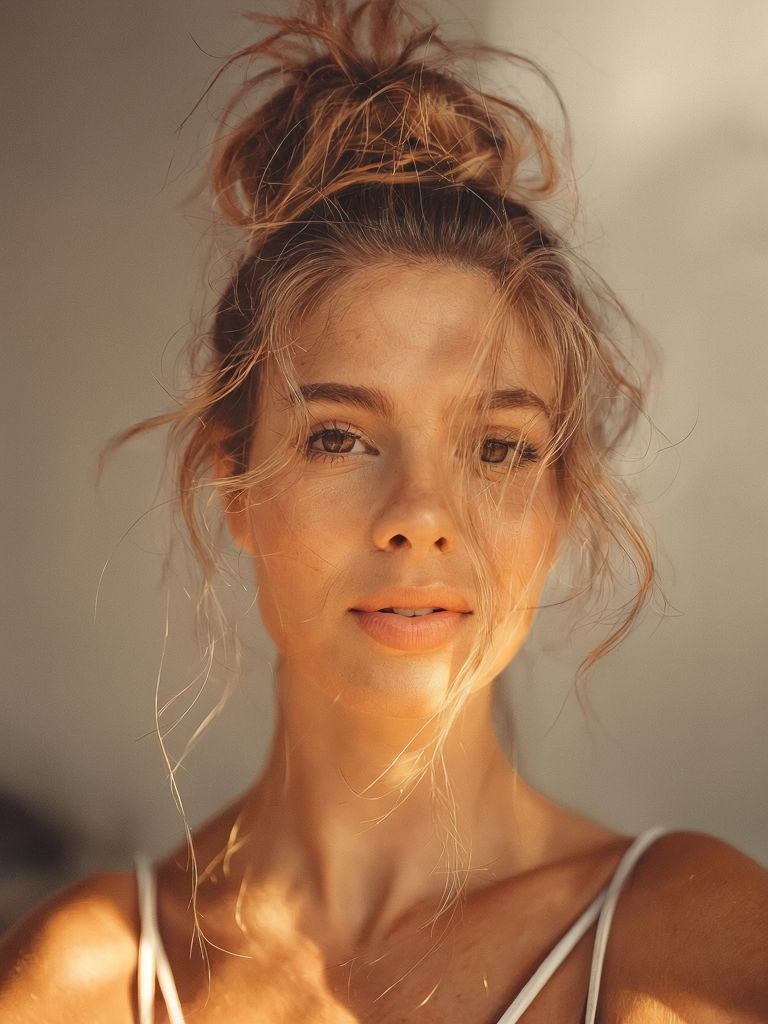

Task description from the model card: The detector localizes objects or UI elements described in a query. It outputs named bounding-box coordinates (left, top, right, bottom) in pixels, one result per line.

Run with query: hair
left=105, top=0, right=656, bottom=959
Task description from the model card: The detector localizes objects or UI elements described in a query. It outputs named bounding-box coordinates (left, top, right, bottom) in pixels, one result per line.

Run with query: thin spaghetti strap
left=135, top=855, right=157, bottom=1024
left=134, top=854, right=186, bottom=1024
left=494, top=888, right=608, bottom=1023
left=583, top=826, right=674, bottom=1024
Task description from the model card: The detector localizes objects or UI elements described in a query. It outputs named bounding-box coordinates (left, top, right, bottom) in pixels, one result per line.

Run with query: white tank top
left=135, top=825, right=672, bottom=1024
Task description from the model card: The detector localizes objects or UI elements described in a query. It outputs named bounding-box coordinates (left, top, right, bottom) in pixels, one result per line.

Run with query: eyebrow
left=297, top=382, right=395, bottom=419
left=485, top=387, right=551, bottom=419
left=296, top=382, right=550, bottom=419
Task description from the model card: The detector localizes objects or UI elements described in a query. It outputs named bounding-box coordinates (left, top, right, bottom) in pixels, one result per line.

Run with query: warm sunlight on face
left=235, top=264, right=562, bottom=717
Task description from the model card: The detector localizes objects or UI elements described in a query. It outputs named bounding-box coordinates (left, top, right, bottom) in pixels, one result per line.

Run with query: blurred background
left=3, top=0, right=767, bottom=930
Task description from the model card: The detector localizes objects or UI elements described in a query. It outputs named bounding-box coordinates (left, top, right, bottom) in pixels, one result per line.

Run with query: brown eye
left=311, top=428, right=358, bottom=454
left=479, top=438, right=540, bottom=466
left=480, top=439, right=509, bottom=464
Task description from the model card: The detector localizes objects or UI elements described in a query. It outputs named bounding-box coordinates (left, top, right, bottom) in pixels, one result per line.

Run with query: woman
left=1, top=1, right=766, bottom=1020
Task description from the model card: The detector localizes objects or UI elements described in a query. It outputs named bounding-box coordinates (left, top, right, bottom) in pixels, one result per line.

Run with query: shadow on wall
left=0, top=792, right=77, bottom=933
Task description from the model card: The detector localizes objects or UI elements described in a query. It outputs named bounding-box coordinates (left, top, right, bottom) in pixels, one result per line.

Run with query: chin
left=321, top=649, right=483, bottom=718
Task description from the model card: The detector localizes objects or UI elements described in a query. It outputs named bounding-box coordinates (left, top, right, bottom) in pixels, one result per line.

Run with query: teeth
left=389, top=607, right=439, bottom=617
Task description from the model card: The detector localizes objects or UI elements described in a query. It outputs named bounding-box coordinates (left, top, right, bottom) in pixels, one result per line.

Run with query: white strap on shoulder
left=495, top=825, right=674, bottom=1024
left=494, top=886, right=608, bottom=1023
left=583, top=825, right=674, bottom=1023
left=134, top=854, right=186, bottom=1024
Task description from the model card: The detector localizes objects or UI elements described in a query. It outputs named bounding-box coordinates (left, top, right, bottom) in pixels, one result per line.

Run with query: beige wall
left=2, top=0, right=766, bottom=882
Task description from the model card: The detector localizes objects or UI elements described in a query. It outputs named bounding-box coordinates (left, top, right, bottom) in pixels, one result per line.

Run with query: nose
left=370, top=452, right=455, bottom=554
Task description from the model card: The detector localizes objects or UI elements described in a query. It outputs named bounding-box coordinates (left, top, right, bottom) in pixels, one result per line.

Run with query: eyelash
left=305, top=421, right=541, bottom=468
left=305, top=421, right=373, bottom=465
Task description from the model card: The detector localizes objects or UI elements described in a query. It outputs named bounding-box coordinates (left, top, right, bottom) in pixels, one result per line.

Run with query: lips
left=350, top=608, right=469, bottom=651
left=349, top=585, right=472, bottom=651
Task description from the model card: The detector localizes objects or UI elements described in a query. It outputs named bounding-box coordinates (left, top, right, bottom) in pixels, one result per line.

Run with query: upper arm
left=602, top=831, right=768, bottom=1023
left=0, top=872, right=139, bottom=1024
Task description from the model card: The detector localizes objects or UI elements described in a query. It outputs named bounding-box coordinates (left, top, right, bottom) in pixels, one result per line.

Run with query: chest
left=153, top=907, right=599, bottom=1024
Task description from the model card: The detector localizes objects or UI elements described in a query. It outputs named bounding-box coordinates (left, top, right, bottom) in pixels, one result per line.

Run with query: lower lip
left=349, top=609, right=470, bottom=651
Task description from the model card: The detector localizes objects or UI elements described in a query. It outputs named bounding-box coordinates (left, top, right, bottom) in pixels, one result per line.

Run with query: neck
left=231, top=663, right=541, bottom=953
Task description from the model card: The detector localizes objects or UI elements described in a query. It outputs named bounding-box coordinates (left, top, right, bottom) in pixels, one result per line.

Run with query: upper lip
left=351, top=585, right=473, bottom=614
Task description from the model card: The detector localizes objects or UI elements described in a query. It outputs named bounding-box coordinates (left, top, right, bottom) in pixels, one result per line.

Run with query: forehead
left=288, top=262, right=554, bottom=405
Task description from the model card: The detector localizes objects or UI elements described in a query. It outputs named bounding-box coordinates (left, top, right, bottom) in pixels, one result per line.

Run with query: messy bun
left=209, top=0, right=562, bottom=243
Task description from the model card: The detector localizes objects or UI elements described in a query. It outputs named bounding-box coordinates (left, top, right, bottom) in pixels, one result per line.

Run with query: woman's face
left=235, top=263, right=561, bottom=717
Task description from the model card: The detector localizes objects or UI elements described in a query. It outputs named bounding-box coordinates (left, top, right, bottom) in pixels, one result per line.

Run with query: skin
left=0, top=264, right=766, bottom=1023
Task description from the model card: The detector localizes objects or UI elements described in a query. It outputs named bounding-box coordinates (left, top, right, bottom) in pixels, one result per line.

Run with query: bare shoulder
left=601, top=830, right=768, bottom=1022
left=0, top=870, right=139, bottom=1024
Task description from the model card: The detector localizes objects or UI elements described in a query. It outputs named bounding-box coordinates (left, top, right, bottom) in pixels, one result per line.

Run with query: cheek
left=244, top=482, right=362, bottom=643
left=489, top=484, right=561, bottom=615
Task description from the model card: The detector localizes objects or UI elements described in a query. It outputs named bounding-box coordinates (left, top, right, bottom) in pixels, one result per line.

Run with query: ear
left=215, top=454, right=257, bottom=555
